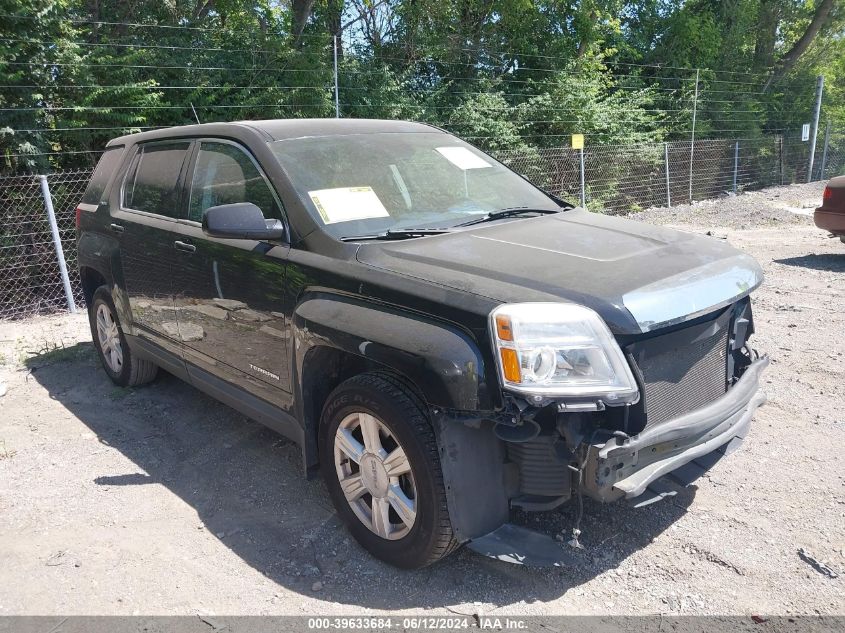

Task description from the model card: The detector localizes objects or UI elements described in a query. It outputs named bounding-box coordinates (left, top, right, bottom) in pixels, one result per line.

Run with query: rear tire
left=319, top=372, right=459, bottom=568
left=88, top=286, right=158, bottom=387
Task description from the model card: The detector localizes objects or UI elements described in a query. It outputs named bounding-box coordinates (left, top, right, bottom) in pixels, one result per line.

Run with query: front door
left=172, top=139, right=292, bottom=407
left=111, top=140, right=192, bottom=354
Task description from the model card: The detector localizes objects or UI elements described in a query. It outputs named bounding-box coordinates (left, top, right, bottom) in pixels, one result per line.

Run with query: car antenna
left=190, top=103, right=201, bottom=125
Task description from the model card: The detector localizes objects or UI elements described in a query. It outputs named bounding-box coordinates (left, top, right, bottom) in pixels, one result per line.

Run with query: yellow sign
left=571, top=134, right=584, bottom=150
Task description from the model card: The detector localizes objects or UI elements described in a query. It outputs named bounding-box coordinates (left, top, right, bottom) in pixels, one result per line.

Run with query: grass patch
left=23, top=341, right=95, bottom=368
left=0, top=440, right=17, bottom=461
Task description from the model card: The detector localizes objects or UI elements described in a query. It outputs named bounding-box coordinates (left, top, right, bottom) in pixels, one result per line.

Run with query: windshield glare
left=270, top=132, right=559, bottom=238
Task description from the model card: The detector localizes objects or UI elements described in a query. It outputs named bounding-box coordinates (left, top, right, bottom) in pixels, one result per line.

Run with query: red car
left=815, top=175, right=845, bottom=242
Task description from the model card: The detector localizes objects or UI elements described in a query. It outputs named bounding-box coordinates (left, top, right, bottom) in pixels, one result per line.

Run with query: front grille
left=635, top=325, right=729, bottom=428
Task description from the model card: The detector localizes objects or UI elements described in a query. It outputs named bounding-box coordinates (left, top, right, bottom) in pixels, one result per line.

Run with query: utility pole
left=333, top=35, right=340, bottom=118
left=807, top=75, right=824, bottom=182
left=689, top=68, right=700, bottom=202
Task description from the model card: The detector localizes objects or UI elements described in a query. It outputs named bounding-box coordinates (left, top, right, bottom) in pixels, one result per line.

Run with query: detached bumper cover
left=586, top=356, right=769, bottom=500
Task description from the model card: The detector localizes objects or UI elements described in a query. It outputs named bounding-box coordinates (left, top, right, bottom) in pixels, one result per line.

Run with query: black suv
left=76, top=119, right=767, bottom=568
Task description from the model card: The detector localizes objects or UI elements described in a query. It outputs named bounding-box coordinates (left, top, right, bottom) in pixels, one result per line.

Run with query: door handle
left=109, top=223, right=124, bottom=233
left=173, top=240, right=196, bottom=253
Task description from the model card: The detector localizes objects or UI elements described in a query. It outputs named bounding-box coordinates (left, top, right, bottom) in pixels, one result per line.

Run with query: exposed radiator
left=506, top=436, right=570, bottom=498
left=636, top=326, right=729, bottom=428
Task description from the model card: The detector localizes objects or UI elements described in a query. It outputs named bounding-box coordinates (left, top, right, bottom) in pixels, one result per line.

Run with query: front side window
left=188, top=141, right=282, bottom=223
left=270, top=132, right=558, bottom=238
left=123, top=142, right=190, bottom=217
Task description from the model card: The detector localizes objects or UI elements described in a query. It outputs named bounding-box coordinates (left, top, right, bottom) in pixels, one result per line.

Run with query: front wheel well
left=300, top=346, right=426, bottom=472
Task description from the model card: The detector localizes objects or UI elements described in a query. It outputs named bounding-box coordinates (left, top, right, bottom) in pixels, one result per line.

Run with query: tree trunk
left=326, top=0, right=344, bottom=58
left=577, top=10, right=597, bottom=58
left=764, top=0, right=835, bottom=91
left=193, top=1, right=214, bottom=22
left=456, top=0, right=494, bottom=76
left=753, top=0, right=780, bottom=71
left=291, top=0, right=317, bottom=47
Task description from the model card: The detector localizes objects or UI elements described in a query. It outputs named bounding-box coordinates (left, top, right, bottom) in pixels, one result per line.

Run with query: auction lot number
left=307, top=617, right=471, bottom=630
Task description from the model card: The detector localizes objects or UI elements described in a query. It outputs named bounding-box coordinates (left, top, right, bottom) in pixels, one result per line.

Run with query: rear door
left=171, top=139, right=292, bottom=408
left=111, top=140, right=192, bottom=351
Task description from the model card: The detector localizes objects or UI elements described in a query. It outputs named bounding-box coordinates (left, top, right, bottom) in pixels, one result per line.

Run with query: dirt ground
left=0, top=182, right=843, bottom=617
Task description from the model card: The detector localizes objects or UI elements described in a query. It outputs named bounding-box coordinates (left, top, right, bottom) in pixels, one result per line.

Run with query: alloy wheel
left=333, top=411, right=417, bottom=540
left=96, top=302, right=124, bottom=374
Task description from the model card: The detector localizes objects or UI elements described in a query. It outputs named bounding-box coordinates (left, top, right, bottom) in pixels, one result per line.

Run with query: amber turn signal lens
left=500, top=348, right=521, bottom=383
left=495, top=314, right=513, bottom=341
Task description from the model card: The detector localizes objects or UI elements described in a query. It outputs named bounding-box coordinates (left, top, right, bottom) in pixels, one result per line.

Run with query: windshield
left=270, top=132, right=559, bottom=238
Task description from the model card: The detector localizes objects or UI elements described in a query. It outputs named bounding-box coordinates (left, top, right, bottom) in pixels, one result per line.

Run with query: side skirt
left=127, top=334, right=304, bottom=447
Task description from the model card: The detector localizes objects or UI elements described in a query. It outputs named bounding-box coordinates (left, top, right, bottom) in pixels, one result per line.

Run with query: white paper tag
left=435, top=146, right=492, bottom=170
left=308, top=186, right=390, bottom=224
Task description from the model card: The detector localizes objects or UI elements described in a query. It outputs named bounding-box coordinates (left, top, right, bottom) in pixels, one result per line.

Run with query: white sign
left=802, top=123, right=811, bottom=142
left=435, top=146, right=491, bottom=170
left=308, top=186, right=390, bottom=224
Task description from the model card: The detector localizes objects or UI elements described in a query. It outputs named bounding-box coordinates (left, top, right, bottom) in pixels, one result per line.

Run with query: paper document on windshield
left=308, top=186, right=390, bottom=224
left=436, top=146, right=491, bottom=170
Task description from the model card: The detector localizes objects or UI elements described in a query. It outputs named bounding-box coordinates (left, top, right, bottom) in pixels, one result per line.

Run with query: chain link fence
left=1, top=132, right=843, bottom=320
left=0, top=170, right=89, bottom=319
left=499, top=132, right=844, bottom=214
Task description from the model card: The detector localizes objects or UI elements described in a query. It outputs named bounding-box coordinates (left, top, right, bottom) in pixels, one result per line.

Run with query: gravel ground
left=631, top=181, right=827, bottom=229
left=0, top=182, right=843, bottom=617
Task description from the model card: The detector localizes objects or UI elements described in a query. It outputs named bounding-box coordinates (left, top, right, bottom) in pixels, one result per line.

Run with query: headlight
left=490, top=303, right=639, bottom=403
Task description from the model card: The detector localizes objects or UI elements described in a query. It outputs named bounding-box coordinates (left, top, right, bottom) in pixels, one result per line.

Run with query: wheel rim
left=96, top=303, right=124, bottom=374
left=333, top=411, right=417, bottom=540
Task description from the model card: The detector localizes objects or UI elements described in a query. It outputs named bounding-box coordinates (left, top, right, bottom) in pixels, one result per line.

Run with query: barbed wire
left=0, top=16, right=824, bottom=173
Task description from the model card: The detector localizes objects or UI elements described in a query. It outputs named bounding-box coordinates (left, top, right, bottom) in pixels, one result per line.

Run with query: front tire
left=319, top=373, right=459, bottom=568
left=88, top=286, right=158, bottom=387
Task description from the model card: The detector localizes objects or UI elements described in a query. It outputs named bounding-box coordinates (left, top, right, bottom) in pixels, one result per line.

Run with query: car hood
left=355, top=209, right=763, bottom=336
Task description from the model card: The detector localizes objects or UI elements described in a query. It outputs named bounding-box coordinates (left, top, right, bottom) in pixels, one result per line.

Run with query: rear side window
left=81, top=146, right=124, bottom=205
left=123, top=142, right=191, bottom=217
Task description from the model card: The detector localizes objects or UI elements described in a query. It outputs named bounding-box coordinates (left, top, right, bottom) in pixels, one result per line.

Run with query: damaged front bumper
left=583, top=355, right=769, bottom=502
left=463, top=356, right=769, bottom=567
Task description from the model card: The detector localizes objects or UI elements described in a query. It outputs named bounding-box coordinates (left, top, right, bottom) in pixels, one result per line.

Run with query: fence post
left=664, top=142, right=671, bottom=207
left=819, top=120, right=831, bottom=180
left=333, top=35, right=340, bottom=118
left=579, top=147, right=586, bottom=208
left=807, top=74, right=824, bottom=183
left=38, top=175, right=77, bottom=314
left=689, top=68, right=700, bottom=202
left=733, top=141, right=740, bottom=193
left=779, top=135, right=785, bottom=185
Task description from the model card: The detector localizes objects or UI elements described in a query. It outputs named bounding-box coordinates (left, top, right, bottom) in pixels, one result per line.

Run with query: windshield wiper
left=453, top=207, right=564, bottom=228
left=339, top=228, right=451, bottom=242
left=340, top=206, right=566, bottom=240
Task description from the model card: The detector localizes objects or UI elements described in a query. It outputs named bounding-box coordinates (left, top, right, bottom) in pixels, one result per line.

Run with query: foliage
left=0, top=0, right=843, bottom=174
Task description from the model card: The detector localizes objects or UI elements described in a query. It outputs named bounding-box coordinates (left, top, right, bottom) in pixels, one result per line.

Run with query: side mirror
left=202, top=202, right=285, bottom=241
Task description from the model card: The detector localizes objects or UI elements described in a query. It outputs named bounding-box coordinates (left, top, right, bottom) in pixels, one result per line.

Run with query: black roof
left=108, top=118, right=444, bottom=146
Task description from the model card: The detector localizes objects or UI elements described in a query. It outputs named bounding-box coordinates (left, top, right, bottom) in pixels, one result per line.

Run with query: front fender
left=292, top=293, right=491, bottom=411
